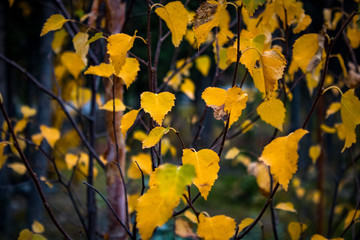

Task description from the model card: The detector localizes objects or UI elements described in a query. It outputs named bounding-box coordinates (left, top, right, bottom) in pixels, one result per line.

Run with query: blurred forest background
left=0, top=0, right=359, bottom=239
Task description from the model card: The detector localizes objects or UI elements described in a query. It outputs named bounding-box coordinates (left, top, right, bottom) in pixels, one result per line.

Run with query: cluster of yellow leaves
left=18, top=220, right=47, bottom=240
left=136, top=163, right=195, bottom=240
left=202, top=86, right=248, bottom=127
left=65, top=152, right=98, bottom=178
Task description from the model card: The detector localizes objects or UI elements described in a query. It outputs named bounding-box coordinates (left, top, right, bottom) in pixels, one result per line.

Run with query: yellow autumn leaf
left=133, top=130, right=147, bottom=142
left=14, top=119, right=28, bottom=134
left=340, top=89, right=360, bottom=152
left=40, top=14, right=69, bottom=37
left=202, top=87, right=226, bottom=107
left=321, top=124, right=336, bottom=134
left=155, top=1, right=189, bottom=47
left=9, top=0, right=15, bottom=7
left=197, top=213, right=236, bottom=240
left=311, top=234, right=344, bottom=240
left=182, top=148, right=220, bottom=200
left=195, top=55, right=211, bottom=76
left=128, top=193, right=140, bottom=214
left=175, top=218, right=197, bottom=238
left=326, top=102, right=341, bottom=119
left=238, top=218, right=254, bottom=232
left=73, top=32, right=89, bottom=65
left=136, top=164, right=195, bottom=240
left=250, top=49, right=286, bottom=94
left=237, top=31, right=266, bottom=72
left=20, top=106, right=36, bottom=118
left=275, top=202, right=297, bottom=213
left=8, top=162, right=27, bottom=175
left=344, top=209, right=360, bottom=230
left=225, top=147, right=240, bottom=159
left=31, top=133, right=43, bottom=146
left=40, top=125, right=60, bottom=148
left=193, top=1, right=226, bottom=48
left=99, top=99, right=126, bottom=112
left=185, top=210, right=198, bottom=223
left=32, top=220, right=45, bottom=234
left=51, top=29, right=67, bottom=54
left=65, top=153, right=79, bottom=169
left=247, top=162, right=273, bottom=196
left=293, top=34, right=321, bottom=73
left=0, top=142, right=9, bottom=169
left=140, top=92, right=175, bottom=125
left=142, top=127, right=170, bottom=149
left=257, top=97, right=286, bottom=131
left=117, top=58, right=140, bottom=88
left=238, top=0, right=266, bottom=16
left=60, top=51, right=85, bottom=79
left=309, top=144, right=321, bottom=164
left=347, top=26, right=360, bottom=49
left=120, top=109, right=140, bottom=137
left=107, top=31, right=137, bottom=75
left=127, top=153, right=153, bottom=179
left=259, top=129, right=308, bottom=191
left=85, top=63, right=114, bottom=78
left=224, top=86, right=248, bottom=127
left=288, top=222, right=308, bottom=240
left=180, top=78, right=195, bottom=100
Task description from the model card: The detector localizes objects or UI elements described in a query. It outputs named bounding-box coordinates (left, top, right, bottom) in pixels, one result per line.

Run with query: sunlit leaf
left=344, top=209, right=360, bottom=230
left=40, top=14, right=69, bottom=37
left=127, top=153, right=153, bottom=179
left=117, top=58, right=140, bottom=88
left=257, top=97, right=286, bottom=131
left=175, top=218, right=197, bottom=238
left=259, top=129, right=308, bottom=191
left=140, top=92, right=175, bottom=125
left=85, top=63, right=114, bottom=78
left=40, top=125, right=60, bottom=148
left=32, top=220, right=45, bottom=234
left=107, top=31, right=137, bottom=75
left=288, top=222, right=307, bottom=240
left=180, top=78, right=195, bottom=100
left=120, top=109, right=140, bottom=137
left=195, top=55, right=211, bottom=76
left=238, top=0, right=266, bottom=16
left=86, top=32, right=103, bottom=45
left=99, top=99, right=126, bottom=112
left=182, top=148, right=220, bottom=200
left=60, top=51, right=85, bottom=79
left=197, top=213, right=236, bottom=240
left=73, top=32, right=89, bottom=65
left=311, top=234, right=343, bottom=240
left=8, top=162, right=27, bottom=175
left=293, top=34, right=323, bottom=73
left=51, top=29, right=67, bottom=54
left=20, top=106, right=36, bottom=118
left=238, top=218, right=254, bottom=232
left=142, top=127, right=170, bottom=149
left=275, top=202, right=297, bottom=213
left=309, top=144, right=321, bottom=164
left=155, top=1, right=189, bottom=47
left=326, top=102, right=341, bottom=119
left=340, top=89, right=360, bottom=152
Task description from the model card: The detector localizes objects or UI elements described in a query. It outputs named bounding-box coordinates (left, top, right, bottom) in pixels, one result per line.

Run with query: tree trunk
left=103, top=0, right=127, bottom=239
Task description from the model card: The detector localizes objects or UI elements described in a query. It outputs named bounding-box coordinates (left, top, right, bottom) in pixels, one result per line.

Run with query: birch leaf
left=8, top=162, right=27, bottom=175
left=155, top=1, right=189, bottom=47
left=344, top=209, right=360, bottom=229
left=180, top=78, right=195, bottom=100
left=197, top=213, right=236, bottom=240
left=140, top=92, right=175, bottom=125
left=99, top=99, right=126, bottom=112
left=182, top=148, right=220, bottom=200
left=195, top=55, right=211, bottom=76
left=309, top=144, right=321, bottom=164
left=40, top=14, right=69, bottom=37
left=86, top=32, right=103, bottom=45
left=120, top=109, right=140, bottom=137
left=275, top=202, right=297, bottom=213
left=288, top=222, right=308, bottom=240
left=340, top=89, right=360, bottom=152
left=193, top=1, right=226, bottom=48
left=202, top=87, right=226, bottom=107
left=259, top=129, right=308, bottom=191
left=251, top=49, right=286, bottom=94
left=175, top=219, right=197, bottom=238
left=136, top=164, right=195, bottom=240
left=293, top=34, right=321, bottom=73
left=142, top=127, right=170, bottom=149
left=73, top=32, right=89, bottom=65
left=238, top=218, right=254, bottom=232
left=85, top=63, right=114, bottom=78
left=127, top=153, right=153, bottom=179
left=239, top=0, right=266, bottom=16
left=224, top=86, right=248, bottom=127
left=32, top=221, right=45, bottom=234
left=20, top=106, right=36, bottom=118
left=60, top=51, right=85, bottom=79
left=40, top=125, right=60, bottom=148
left=117, top=58, right=140, bottom=88
left=107, top=32, right=137, bottom=75
left=257, top=97, right=286, bottom=131
left=326, top=102, right=341, bottom=119
left=311, top=234, right=343, bottom=240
